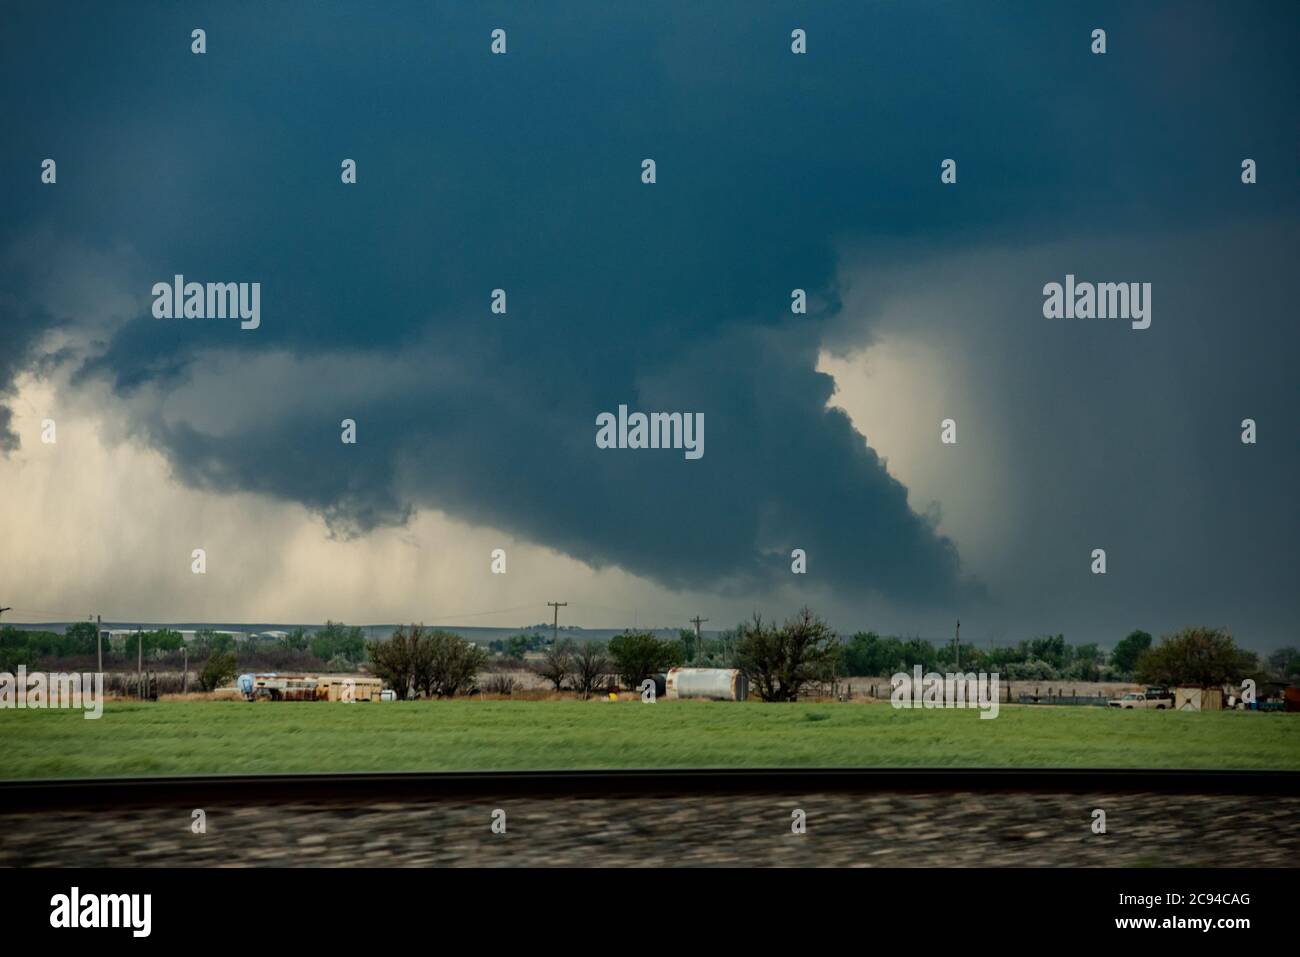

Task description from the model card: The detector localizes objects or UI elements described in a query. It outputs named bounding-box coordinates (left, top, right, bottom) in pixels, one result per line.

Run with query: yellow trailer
left=317, top=675, right=384, bottom=702
left=240, top=673, right=386, bottom=702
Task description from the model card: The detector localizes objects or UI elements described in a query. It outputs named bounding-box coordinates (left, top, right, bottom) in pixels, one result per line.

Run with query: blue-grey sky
left=1, top=2, right=1296, bottom=650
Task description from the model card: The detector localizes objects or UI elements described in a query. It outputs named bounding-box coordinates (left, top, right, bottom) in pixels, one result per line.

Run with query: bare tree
left=571, top=641, right=610, bottom=700
left=736, top=607, right=839, bottom=702
left=537, top=639, right=575, bottom=692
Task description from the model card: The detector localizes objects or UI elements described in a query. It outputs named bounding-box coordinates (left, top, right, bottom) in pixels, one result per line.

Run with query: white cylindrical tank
left=665, top=667, right=748, bottom=701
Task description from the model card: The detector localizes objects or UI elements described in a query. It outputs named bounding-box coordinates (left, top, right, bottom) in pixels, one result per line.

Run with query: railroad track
left=1, top=767, right=1296, bottom=810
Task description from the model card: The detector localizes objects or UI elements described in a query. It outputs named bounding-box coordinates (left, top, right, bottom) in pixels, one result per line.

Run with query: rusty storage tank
left=665, top=667, right=748, bottom=701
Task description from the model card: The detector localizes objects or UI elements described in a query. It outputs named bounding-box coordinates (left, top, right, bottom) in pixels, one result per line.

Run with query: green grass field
left=1, top=699, right=1296, bottom=779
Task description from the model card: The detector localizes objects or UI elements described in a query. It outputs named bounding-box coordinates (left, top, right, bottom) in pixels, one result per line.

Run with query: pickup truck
left=1108, top=690, right=1174, bottom=710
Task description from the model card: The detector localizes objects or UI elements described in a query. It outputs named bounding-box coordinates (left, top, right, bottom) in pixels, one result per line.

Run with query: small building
left=1176, top=687, right=1224, bottom=712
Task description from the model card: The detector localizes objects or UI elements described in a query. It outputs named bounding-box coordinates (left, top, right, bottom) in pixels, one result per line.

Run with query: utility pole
left=689, top=616, right=708, bottom=663
left=96, top=614, right=102, bottom=673
left=954, top=619, right=961, bottom=671
left=547, top=602, right=567, bottom=647
left=137, top=627, right=143, bottom=700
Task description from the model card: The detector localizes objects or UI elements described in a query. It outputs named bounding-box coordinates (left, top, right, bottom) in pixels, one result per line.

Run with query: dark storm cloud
left=1, top=2, right=1297, bottom=616
left=0, top=292, right=52, bottom=451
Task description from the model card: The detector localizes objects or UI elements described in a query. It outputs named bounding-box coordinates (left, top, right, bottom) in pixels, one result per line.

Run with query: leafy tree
left=1111, top=630, right=1152, bottom=676
left=152, top=628, right=184, bottom=654
left=409, top=627, right=438, bottom=696
left=504, top=634, right=530, bottom=660
left=0, top=626, right=40, bottom=671
left=282, top=627, right=310, bottom=652
left=1024, top=634, right=1070, bottom=672
left=735, top=608, right=839, bottom=702
left=608, top=631, right=681, bottom=689
left=198, top=651, right=238, bottom=692
left=842, top=632, right=887, bottom=675
left=1266, top=647, right=1300, bottom=679
left=194, top=628, right=235, bottom=656
left=311, top=621, right=366, bottom=663
left=946, top=643, right=989, bottom=674
left=63, top=621, right=99, bottom=655
left=678, top=628, right=697, bottom=664
left=370, top=625, right=423, bottom=696
left=423, top=630, right=487, bottom=698
left=899, top=637, right=941, bottom=673
left=370, top=624, right=485, bottom=699
left=1063, top=643, right=1102, bottom=681
left=1135, top=627, right=1249, bottom=688
left=118, top=628, right=184, bottom=659
left=1074, top=643, right=1101, bottom=665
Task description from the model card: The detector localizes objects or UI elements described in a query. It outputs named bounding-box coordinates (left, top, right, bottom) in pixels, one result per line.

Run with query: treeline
left=486, top=633, right=551, bottom=660
left=0, top=620, right=369, bottom=673
left=0, top=622, right=100, bottom=670
left=839, top=631, right=1108, bottom=681
left=8, top=614, right=1294, bottom=699
left=742, top=625, right=1296, bottom=684
left=724, top=613, right=1284, bottom=701
left=455, top=616, right=1300, bottom=701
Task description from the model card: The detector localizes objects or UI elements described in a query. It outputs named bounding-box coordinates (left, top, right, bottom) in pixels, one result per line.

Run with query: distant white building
left=98, top=628, right=247, bottom=644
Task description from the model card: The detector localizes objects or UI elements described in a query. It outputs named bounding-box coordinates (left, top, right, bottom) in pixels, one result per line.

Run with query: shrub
left=483, top=673, right=516, bottom=695
left=325, top=655, right=353, bottom=672
left=1006, top=658, right=1058, bottom=681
